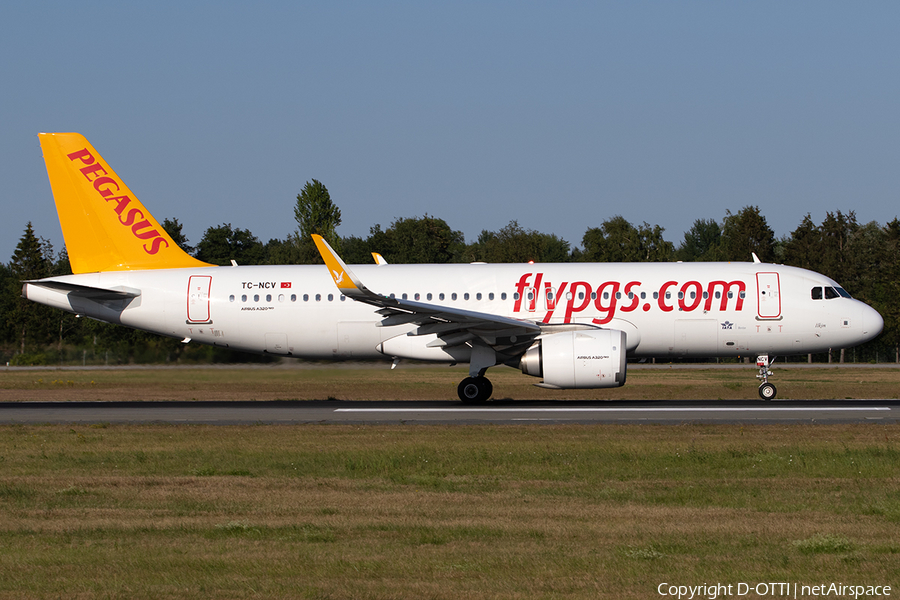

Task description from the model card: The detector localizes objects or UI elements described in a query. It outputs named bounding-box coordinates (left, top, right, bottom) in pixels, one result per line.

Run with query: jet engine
left=519, top=329, right=626, bottom=389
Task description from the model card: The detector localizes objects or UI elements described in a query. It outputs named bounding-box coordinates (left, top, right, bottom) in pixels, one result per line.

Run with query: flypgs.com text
left=513, top=272, right=747, bottom=324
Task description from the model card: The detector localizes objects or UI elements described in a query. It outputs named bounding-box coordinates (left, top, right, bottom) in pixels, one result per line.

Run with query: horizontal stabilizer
left=24, top=279, right=141, bottom=301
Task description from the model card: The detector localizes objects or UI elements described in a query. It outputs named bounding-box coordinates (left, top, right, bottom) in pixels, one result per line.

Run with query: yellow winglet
left=312, top=234, right=364, bottom=293
left=372, top=252, right=388, bottom=265
left=38, top=133, right=213, bottom=274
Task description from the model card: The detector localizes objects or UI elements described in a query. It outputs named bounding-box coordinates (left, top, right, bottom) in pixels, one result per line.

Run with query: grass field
left=1, top=366, right=899, bottom=598
left=2, top=362, right=899, bottom=402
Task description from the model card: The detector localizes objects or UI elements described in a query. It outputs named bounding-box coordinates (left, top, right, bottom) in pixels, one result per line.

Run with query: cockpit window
left=824, top=286, right=840, bottom=300
left=836, top=287, right=852, bottom=298
left=811, top=287, right=822, bottom=300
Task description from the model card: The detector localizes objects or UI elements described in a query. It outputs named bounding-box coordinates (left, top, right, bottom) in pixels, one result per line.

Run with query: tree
left=782, top=214, right=821, bottom=270
left=7, top=223, right=54, bottom=353
left=581, top=216, right=673, bottom=262
left=293, top=179, right=342, bottom=263
left=469, top=220, right=570, bottom=263
left=194, top=224, right=265, bottom=266
left=162, top=218, right=195, bottom=255
left=366, top=215, right=464, bottom=264
left=675, top=218, right=723, bottom=262
left=720, top=206, right=775, bottom=262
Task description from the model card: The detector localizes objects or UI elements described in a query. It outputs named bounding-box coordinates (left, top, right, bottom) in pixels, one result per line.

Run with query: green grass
left=2, top=363, right=900, bottom=401
left=1, top=423, right=899, bottom=598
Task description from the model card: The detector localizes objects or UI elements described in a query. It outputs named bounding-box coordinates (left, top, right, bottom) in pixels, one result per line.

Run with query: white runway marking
left=335, top=407, right=891, bottom=413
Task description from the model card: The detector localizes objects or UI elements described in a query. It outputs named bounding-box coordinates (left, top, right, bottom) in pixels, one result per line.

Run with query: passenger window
left=464, top=293, right=470, bottom=300
left=254, top=294, right=260, bottom=302
left=229, top=295, right=235, bottom=302
left=315, top=294, right=321, bottom=302
left=427, top=293, right=433, bottom=301
left=452, top=293, right=458, bottom=301
left=811, top=287, right=822, bottom=300
left=328, top=294, right=334, bottom=301
left=489, top=292, right=495, bottom=300
left=266, top=294, right=272, bottom=302
left=476, top=293, right=482, bottom=300
left=291, top=294, right=297, bottom=302
left=439, top=293, right=445, bottom=301
left=241, top=294, right=247, bottom=302
left=303, top=294, right=309, bottom=302
left=501, top=292, right=507, bottom=300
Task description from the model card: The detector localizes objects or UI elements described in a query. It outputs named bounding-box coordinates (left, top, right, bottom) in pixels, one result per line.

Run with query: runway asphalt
left=2, top=399, right=898, bottom=425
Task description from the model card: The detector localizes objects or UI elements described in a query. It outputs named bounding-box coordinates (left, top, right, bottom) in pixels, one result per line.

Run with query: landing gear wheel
left=458, top=377, right=492, bottom=404
left=758, top=382, right=777, bottom=400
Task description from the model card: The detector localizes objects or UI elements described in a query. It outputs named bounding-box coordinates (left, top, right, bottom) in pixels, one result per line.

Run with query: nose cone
left=861, top=302, right=884, bottom=342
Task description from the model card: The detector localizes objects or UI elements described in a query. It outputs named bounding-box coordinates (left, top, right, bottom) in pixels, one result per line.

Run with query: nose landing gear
left=756, top=355, right=777, bottom=400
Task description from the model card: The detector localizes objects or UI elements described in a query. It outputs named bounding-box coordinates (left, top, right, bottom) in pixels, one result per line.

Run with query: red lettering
left=66, top=148, right=94, bottom=165
left=621, top=281, right=640, bottom=312
left=679, top=281, right=703, bottom=311
left=131, top=220, right=160, bottom=240
left=79, top=163, right=107, bottom=182
left=529, top=273, right=543, bottom=311
left=542, top=281, right=568, bottom=323
left=144, top=236, right=169, bottom=255
left=119, top=207, right=144, bottom=227
left=513, top=273, right=531, bottom=312
left=93, top=176, right=120, bottom=197
left=705, top=281, right=746, bottom=311
left=658, top=281, right=677, bottom=312
left=564, top=282, right=592, bottom=322
left=106, top=195, right=132, bottom=215
left=592, top=281, right=619, bottom=325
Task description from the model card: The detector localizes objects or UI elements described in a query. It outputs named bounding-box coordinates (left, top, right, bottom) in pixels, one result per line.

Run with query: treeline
left=2, top=180, right=898, bottom=365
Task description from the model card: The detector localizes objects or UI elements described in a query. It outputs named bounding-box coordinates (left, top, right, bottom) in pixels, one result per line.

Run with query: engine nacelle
left=519, top=329, right=627, bottom=389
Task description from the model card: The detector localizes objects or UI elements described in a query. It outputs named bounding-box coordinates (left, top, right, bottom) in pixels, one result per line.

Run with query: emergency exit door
left=187, top=275, right=212, bottom=323
left=756, top=272, right=781, bottom=319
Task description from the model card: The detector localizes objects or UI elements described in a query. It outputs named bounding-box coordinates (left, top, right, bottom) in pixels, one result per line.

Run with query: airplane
left=23, top=133, right=884, bottom=403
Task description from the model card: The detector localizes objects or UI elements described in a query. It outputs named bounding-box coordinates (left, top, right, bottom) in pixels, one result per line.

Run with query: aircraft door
left=187, top=275, right=212, bottom=323
left=756, top=272, right=781, bottom=319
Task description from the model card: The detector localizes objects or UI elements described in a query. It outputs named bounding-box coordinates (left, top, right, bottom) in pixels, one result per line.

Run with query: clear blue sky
left=2, top=1, right=898, bottom=263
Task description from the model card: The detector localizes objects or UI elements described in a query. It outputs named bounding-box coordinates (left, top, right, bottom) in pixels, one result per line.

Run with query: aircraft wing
left=312, top=235, right=541, bottom=349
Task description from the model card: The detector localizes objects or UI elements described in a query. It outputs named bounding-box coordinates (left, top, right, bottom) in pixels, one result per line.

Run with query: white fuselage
left=26, top=261, right=883, bottom=362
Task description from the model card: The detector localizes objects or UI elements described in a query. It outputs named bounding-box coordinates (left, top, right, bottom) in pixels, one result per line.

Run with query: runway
left=2, top=399, right=899, bottom=425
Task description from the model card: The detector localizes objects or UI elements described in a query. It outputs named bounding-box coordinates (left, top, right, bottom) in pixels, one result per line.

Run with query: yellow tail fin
left=38, top=133, right=212, bottom=273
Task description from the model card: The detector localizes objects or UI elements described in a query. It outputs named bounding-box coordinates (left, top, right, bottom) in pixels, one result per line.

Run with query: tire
left=458, top=377, right=491, bottom=404
left=758, top=382, right=777, bottom=400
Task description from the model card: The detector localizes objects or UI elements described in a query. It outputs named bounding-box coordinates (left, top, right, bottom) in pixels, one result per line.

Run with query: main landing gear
left=756, top=354, right=777, bottom=400
left=458, top=376, right=493, bottom=404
